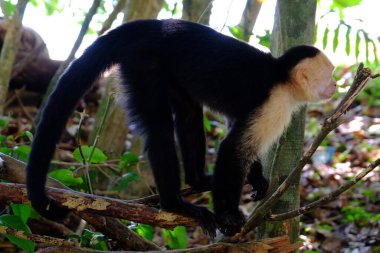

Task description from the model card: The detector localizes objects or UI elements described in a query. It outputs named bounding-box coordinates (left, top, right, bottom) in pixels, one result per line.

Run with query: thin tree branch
left=241, top=64, right=379, bottom=236
left=0, top=225, right=76, bottom=248
left=39, top=0, right=101, bottom=118
left=269, top=157, right=380, bottom=221
left=98, top=0, right=127, bottom=35
left=0, top=0, right=9, bottom=21
left=36, top=235, right=302, bottom=253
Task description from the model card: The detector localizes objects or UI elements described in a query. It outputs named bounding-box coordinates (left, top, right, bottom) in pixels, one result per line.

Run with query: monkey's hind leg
left=171, top=91, right=212, bottom=191
left=125, top=76, right=217, bottom=237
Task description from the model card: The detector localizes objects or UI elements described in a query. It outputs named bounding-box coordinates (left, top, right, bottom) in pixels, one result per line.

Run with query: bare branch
left=269, top=157, right=380, bottom=221
left=0, top=225, right=76, bottom=248
left=36, top=235, right=302, bottom=253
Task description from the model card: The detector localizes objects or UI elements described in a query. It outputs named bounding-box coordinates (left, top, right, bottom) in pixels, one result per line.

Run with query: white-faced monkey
left=26, top=19, right=336, bottom=237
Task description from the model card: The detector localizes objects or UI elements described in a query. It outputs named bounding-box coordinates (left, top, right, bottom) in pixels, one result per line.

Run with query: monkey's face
left=293, top=52, right=336, bottom=103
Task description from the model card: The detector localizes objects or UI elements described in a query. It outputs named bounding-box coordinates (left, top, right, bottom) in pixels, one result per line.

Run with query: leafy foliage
left=0, top=204, right=38, bottom=253
left=163, top=226, right=188, bottom=249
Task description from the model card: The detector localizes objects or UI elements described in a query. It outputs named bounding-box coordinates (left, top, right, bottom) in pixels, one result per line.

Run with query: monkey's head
left=291, top=51, right=337, bottom=103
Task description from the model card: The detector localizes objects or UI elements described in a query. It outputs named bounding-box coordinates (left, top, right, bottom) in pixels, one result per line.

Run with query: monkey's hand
left=217, top=210, right=245, bottom=236
left=161, top=195, right=217, bottom=238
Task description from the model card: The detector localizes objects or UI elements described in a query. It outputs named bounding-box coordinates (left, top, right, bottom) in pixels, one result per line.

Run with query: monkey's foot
left=217, top=210, right=245, bottom=236
left=161, top=197, right=217, bottom=238
left=187, top=174, right=213, bottom=191
left=249, top=177, right=269, bottom=201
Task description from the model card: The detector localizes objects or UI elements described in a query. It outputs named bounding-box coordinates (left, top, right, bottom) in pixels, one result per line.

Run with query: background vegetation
left=0, top=0, right=379, bottom=252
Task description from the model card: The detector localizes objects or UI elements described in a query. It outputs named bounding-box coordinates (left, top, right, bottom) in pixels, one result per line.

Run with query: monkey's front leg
left=213, top=123, right=247, bottom=236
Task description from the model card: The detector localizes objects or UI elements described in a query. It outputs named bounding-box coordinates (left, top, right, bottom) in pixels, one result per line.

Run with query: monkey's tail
left=25, top=31, right=120, bottom=220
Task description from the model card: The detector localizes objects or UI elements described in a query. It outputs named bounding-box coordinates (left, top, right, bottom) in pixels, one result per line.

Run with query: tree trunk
left=0, top=0, right=28, bottom=115
left=257, top=0, right=317, bottom=243
left=238, top=0, right=262, bottom=42
left=181, top=0, right=213, bottom=25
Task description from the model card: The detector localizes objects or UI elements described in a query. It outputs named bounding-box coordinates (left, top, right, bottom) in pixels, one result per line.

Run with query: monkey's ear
left=295, top=67, right=308, bottom=86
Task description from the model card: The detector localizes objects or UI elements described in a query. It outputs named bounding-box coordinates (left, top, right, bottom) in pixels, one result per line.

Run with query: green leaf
left=333, top=24, right=340, bottom=52
left=111, top=172, right=140, bottom=191
left=0, top=147, right=11, bottom=155
left=48, top=169, right=84, bottom=186
left=322, top=27, right=329, bottom=49
left=330, top=0, right=362, bottom=19
left=134, top=224, right=153, bottom=241
left=0, top=215, right=35, bottom=253
left=355, top=31, right=361, bottom=60
left=13, top=145, right=31, bottom=162
left=119, top=153, right=139, bottom=169
left=16, top=131, right=34, bottom=142
left=10, top=204, right=32, bottom=224
left=163, top=226, right=188, bottom=249
left=371, top=41, right=379, bottom=63
left=203, top=114, right=211, bottom=133
left=228, top=25, right=244, bottom=41
left=345, top=26, right=351, bottom=55
left=365, top=39, right=369, bottom=62
left=256, top=30, right=270, bottom=49
left=0, top=117, right=10, bottom=129
left=80, top=229, right=108, bottom=251
left=73, top=146, right=108, bottom=164
left=313, top=23, right=318, bottom=44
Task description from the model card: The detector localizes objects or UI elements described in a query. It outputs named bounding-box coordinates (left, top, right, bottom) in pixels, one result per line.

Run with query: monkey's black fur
left=26, top=19, right=320, bottom=236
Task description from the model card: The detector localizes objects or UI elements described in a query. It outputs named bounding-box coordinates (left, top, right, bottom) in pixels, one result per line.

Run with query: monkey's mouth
left=321, top=84, right=336, bottom=99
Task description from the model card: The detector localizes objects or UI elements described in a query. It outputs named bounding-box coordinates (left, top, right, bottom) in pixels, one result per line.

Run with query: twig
left=241, top=64, right=379, bottom=236
left=269, top=157, right=380, bottom=221
left=98, top=0, right=126, bottom=35
left=14, top=88, right=34, bottom=121
left=0, top=0, right=9, bottom=22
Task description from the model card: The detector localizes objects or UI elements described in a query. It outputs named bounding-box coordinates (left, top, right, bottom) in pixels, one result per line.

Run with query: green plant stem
left=87, top=95, right=113, bottom=163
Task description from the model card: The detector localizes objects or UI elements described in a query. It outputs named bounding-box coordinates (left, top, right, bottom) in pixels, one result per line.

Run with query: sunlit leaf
left=13, top=145, right=31, bottom=162
left=163, top=226, right=188, bottom=249
left=228, top=25, right=244, bottom=41
left=333, top=24, right=340, bottom=52
left=134, top=224, right=153, bottom=241
left=73, top=146, right=108, bottom=164
left=355, top=31, right=361, bottom=60
left=257, top=30, right=270, bottom=49
left=48, top=169, right=83, bottom=186
left=345, top=26, right=351, bottom=55
left=322, top=27, right=329, bottom=49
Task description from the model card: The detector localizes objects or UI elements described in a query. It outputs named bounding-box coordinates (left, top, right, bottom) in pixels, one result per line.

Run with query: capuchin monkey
left=26, top=19, right=336, bottom=237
